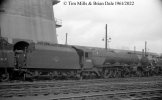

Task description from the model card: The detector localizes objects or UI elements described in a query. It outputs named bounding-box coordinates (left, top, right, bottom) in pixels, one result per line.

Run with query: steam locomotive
left=0, top=37, right=162, bottom=81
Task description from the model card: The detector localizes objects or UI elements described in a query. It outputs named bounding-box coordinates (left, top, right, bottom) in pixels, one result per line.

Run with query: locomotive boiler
left=90, top=49, right=140, bottom=78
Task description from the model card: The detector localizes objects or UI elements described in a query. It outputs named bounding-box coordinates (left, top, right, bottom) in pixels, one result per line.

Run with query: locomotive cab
left=83, top=51, right=93, bottom=69
left=72, top=46, right=99, bottom=78
left=72, top=46, right=93, bottom=69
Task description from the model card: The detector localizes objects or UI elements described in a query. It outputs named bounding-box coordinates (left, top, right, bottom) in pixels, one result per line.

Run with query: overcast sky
left=54, top=0, right=162, bottom=54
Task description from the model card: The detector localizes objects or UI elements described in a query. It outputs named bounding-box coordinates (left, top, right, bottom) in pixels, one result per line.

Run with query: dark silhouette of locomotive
left=0, top=37, right=162, bottom=81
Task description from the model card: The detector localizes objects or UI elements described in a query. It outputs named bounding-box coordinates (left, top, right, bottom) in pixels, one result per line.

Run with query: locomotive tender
left=0, top=37, right=162, bottom=81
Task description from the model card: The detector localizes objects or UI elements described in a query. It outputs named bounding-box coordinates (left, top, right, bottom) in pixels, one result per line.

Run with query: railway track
left=0, top=76, right=162, bottom=100
left=1, top=76, right=162, bottom=89
left=50, top=89, right=162, bottom=100
left=1, top=88, right=162, bottom=100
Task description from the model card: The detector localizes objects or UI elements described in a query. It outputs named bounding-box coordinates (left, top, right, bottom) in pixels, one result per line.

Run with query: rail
left=0, top=76, right=162, bottom=98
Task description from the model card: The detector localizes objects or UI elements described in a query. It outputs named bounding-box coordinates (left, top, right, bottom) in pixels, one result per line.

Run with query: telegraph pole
left=65, top=33, right=68, bottom=45
left=145, top=41, right=147, bottom=56
left=105, top=24, right=107, bottom=50
left=134, top=46, right=136, bottom=54
left=104, top=24, right=111, bottom=50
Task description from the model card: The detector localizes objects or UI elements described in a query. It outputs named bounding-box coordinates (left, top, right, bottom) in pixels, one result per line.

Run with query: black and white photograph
left=0, top=0, right=162, bottom=100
